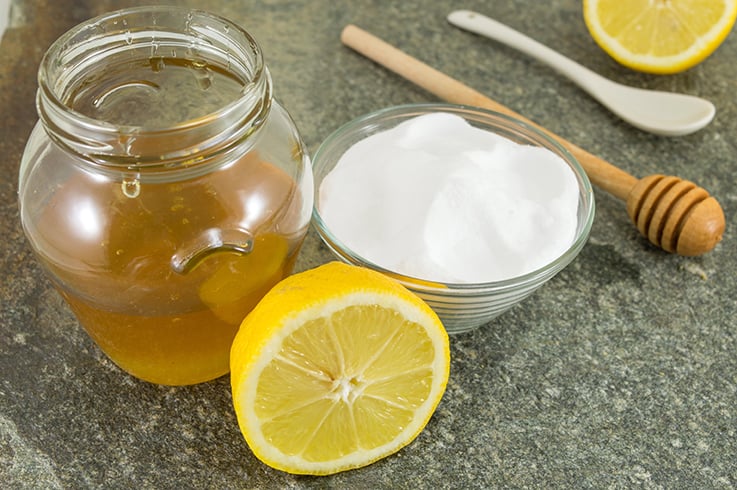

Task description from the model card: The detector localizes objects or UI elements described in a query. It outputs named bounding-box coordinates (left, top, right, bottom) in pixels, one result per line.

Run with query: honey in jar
left=18, top=7, right=313, bottom=385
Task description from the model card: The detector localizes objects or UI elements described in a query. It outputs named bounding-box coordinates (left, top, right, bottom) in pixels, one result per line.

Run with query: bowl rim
left=311, top=102, right=595, bottom=293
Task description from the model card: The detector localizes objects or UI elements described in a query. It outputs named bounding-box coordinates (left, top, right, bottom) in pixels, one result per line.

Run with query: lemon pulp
left=230, top=262, right=450, bottom=475
left=584, top=0, right=737, bottom=74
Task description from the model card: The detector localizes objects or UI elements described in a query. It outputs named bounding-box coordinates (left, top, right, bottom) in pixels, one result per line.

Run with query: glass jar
left=18, top=7, right=313, bottom=385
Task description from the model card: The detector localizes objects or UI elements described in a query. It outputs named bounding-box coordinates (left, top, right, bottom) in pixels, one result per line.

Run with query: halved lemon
left=230, top=261, right=450, bottom=475
left=584, top=0, right=737, bottom=74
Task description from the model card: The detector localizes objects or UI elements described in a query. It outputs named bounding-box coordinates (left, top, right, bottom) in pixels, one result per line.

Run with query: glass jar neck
left=36, top=6, right=271, bottom=177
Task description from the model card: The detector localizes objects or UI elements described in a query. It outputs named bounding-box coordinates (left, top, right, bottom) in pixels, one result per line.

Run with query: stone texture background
left=1, top=1, right=735, bottom=488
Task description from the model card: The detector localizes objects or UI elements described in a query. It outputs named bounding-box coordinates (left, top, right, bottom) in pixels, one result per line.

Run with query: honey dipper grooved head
left=626, top=174, right=725, bottom=256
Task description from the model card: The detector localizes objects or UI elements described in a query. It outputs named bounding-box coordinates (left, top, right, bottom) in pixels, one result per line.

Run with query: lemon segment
left=584, top=0, right=737, bottom=74
left=230, top=262, right=450, bottom=475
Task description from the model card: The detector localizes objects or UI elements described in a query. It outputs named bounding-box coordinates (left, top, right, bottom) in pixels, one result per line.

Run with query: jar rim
left=36, top=6, right=271, bottom=173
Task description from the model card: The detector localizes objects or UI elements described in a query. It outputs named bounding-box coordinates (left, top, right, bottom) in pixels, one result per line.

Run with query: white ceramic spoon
left=447, top=10, right=716, bottom=137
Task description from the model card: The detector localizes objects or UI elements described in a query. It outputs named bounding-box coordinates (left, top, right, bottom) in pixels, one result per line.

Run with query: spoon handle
left=446, top=10, right=611, bottom=100
left=339, top=24, right=725, bottom=256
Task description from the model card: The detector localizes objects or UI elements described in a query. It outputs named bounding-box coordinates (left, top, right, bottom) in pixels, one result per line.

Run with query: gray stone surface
left=2, top=0, right=736, bottom=488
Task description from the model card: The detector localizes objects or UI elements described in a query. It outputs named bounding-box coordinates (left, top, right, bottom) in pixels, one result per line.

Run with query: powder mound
left=318, top=112, right=580, bottom=283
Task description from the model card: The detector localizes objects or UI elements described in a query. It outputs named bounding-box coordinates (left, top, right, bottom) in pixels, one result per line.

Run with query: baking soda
left=318, top=112, right=580, bottom=283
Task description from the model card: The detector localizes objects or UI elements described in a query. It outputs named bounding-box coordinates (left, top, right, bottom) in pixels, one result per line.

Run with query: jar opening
left=37, top=6, right=271, bottom=173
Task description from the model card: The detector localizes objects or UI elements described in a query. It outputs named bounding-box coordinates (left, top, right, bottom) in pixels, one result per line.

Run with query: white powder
left=318, top=112, right=580, bottom=283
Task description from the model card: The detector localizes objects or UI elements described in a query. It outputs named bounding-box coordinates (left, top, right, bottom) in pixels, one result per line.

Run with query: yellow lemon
left=230, top=261, right=450, bottom=475
left=584, top=0, right=737, bottom=74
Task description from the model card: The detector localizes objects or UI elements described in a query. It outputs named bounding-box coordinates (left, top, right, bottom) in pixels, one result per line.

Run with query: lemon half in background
left=584, top=0, right=737, bottom=74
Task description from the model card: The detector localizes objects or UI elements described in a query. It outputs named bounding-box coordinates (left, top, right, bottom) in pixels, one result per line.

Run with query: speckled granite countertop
left=2, top=1, right=736, bottom=488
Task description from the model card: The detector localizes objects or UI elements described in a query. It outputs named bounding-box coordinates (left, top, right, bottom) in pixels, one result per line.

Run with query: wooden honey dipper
left=340, top=25, right=725, bottom=256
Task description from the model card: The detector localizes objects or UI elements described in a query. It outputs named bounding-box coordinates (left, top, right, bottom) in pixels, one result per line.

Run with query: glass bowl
left=311, top=103, right=595, bottom=334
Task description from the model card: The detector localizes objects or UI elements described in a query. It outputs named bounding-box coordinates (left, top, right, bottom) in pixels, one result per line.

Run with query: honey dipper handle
left=340, top=24, right=638, bottom=200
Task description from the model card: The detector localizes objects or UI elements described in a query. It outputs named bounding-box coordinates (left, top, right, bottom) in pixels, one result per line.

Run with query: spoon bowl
left=447, top=10, right=716, bottom=137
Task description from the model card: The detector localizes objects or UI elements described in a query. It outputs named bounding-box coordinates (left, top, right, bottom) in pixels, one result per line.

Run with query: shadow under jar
left=18, top=7, right=313, bottom=385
